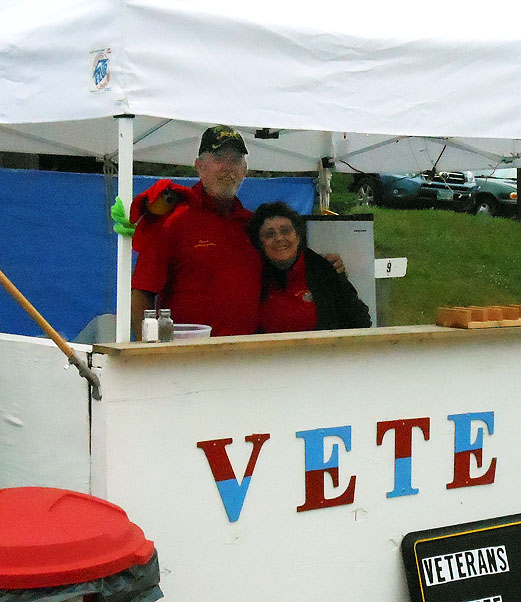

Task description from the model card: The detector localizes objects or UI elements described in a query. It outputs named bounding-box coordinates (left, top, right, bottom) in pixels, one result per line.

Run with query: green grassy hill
left=328, top=174, right=521, bottom=326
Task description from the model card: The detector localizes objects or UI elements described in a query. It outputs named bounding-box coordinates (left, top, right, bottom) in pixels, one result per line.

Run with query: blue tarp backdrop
left=0, top=169, right=315, bottom=340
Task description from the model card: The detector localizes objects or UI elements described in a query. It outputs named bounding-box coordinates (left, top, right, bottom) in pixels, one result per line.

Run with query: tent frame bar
left=115, top=115, right=134, bottom=343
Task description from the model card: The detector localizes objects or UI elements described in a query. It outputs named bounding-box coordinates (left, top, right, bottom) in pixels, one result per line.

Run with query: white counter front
left=87, top=325, right=521, bottom=602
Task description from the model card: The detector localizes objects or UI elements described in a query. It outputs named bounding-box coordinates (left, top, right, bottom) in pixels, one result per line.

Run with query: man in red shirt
left=131, top=125, right=344, bottom=339
left=131, top=126, right=262, bottom=338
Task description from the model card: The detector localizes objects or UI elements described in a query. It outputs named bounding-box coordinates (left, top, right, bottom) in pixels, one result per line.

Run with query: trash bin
left=0, top=487, right=163, bottom=602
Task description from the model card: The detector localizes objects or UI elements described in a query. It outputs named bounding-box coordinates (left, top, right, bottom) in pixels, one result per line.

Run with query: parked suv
left=351, top=170, right=477, bottom=212
left=473, top=168, right=518, bottom=217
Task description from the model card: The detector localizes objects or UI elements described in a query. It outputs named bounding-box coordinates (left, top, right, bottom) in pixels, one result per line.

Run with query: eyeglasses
left=259, top=224, right=296, bottom=241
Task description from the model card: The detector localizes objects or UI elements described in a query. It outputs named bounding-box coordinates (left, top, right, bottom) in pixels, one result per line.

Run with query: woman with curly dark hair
left=248, top=202, right=371, bottom=334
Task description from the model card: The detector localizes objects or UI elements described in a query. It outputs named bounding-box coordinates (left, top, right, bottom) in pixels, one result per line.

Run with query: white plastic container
left=173, top=324, right=212, bottom=339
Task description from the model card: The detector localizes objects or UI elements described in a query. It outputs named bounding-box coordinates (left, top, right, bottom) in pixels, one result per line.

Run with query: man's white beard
left=214, top=180, right=240, bottom=199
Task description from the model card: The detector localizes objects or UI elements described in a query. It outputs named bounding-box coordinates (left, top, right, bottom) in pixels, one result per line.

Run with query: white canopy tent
left=2, top=0, right=521, bottom=340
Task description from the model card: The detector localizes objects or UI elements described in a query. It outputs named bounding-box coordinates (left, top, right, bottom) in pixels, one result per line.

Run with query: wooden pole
left=0, top=268, right=101, bottom=399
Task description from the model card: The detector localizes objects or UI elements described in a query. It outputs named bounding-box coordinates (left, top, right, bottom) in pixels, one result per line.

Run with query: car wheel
left=474, top=195, right=497, bottom=216
left=357, top=178, right=380, bottom=206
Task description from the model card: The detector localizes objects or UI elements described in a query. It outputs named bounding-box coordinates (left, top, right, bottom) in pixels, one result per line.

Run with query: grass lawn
left=327, top=173, right=521, bottom=326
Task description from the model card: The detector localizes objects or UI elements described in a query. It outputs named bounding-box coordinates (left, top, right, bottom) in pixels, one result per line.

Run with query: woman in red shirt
left=248, top=202, right=372, bottom=334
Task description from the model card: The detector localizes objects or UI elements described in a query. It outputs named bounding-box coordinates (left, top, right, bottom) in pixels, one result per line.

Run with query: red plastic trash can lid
left=0, top=487, right=155, bottom=590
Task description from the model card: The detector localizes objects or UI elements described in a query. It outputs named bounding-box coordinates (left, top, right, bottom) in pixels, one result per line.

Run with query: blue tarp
left=0, top=169, right=315, bottom=340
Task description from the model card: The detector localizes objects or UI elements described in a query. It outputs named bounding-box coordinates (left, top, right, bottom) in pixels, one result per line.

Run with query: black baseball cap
left=198, top=125, right=248, bottom=155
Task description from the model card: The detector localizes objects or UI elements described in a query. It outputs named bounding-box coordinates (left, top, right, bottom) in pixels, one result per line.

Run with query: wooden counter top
left=92, top=324, right=521, bottom=356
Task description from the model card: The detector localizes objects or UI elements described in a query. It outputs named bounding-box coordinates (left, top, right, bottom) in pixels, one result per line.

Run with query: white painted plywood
left=92, top=330, right=521, bottom=601
left=0, top=334, right=91, bottom=492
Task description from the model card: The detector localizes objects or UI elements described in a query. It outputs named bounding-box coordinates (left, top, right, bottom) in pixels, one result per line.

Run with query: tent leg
left=318, top=132, right=334, bottom=214
left=115, top=115, right=134, bottom=343
left=317, top=160, right=332, bottom=214
left=517, top=168, right=521, bottom=222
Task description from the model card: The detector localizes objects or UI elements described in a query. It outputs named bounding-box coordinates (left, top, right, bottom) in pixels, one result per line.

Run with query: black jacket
left=261, top=248, right=372, bottom=331
left=303, top=248, right=371, bottom=330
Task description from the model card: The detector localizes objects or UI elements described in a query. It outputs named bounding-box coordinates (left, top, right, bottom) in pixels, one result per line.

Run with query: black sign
left=402, top=514, right=521, bottom=602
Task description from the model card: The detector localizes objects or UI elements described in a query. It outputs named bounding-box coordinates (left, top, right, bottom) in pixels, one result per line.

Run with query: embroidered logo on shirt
left=194, top=239, right=217, bottom=248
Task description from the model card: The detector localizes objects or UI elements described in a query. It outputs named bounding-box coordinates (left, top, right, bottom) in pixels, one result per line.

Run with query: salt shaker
left=142, top=309, right=159, bottom=343
left=158, top=308, right=175, bottom=342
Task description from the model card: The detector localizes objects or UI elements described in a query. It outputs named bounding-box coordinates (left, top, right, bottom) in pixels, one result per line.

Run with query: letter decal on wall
left=377, top=418, right=430, bottom=498
left=197, top=434, right=270, bottom=522
left=296, top=426, right=355, bottom=512
left=447, top=412, right=496, bottom=489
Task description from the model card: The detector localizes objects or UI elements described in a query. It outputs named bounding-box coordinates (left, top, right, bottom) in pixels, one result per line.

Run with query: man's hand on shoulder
left=322, top=253, right=345, bottom=274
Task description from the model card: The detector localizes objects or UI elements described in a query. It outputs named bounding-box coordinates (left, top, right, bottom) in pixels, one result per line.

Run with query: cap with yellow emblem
left=198, top=125, right=248, bottom=155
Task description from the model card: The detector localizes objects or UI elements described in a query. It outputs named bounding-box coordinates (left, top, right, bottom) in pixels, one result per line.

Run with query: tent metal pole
left=115, top=115, right=135, bottom=343
left=317, top=131, right=334, bottom=213
left=517, top=168, right=521, bottom=222
left=317, top=159, right=332, bottom=213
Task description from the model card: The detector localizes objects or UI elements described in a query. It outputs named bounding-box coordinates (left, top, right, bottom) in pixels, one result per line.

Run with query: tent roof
left=2, top=0, right=521, bottom=172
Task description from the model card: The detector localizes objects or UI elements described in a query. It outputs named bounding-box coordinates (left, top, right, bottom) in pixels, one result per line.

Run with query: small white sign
left=374, top=257, right=408, bottom=279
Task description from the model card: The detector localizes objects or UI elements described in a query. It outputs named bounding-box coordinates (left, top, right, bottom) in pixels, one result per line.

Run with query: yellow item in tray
left=436, top=305, right=521, bottom=329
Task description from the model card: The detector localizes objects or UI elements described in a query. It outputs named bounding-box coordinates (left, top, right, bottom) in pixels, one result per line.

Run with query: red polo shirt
left=132, top=182, right=262, bottom=336
left=259, top=253, right=318, bottom=334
